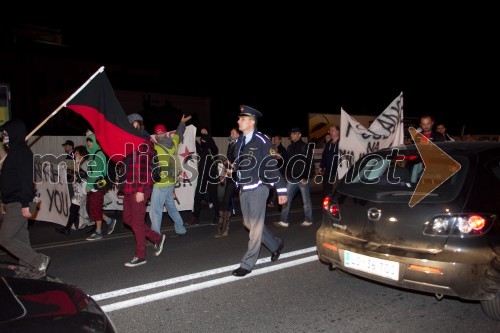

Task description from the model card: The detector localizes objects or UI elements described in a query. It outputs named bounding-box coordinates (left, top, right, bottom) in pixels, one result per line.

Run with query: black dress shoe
left=232, top=267, right=251, bottom=277
left=170, top=232, right=187, bottom=239
left=271, top=238, right=284, bottom=262
left=55, top=225, right=67, bottom=231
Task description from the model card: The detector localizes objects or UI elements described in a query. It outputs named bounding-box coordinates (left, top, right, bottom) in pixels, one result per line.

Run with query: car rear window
left=337, top=149, right=470, bottom=203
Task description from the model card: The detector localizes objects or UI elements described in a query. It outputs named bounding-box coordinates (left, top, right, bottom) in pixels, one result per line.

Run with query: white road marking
left=101, top=254, right=318, bottom=312
left=94, top=246, right=316, bottom=301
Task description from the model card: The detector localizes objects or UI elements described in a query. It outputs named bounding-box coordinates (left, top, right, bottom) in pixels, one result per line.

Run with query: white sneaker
left=274, top=221, right=289, bottom=228
left=301, top=221, right=313, bottom=227
left=107, top=219, right=117, bottom=235
left=154, top=235, right=166, bottom=256
left=78, top=220, right=89, bottom=229
left=86, top=232, right=103, bottom=241
left=125, top=257, right=147, bottom=267
left=38, top=256, right=51, bottom=272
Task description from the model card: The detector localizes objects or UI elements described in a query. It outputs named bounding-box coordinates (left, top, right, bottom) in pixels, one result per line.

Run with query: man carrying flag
left=117, top=113, right=165, bottom=267
left=65, top=68, right=164, bottom=266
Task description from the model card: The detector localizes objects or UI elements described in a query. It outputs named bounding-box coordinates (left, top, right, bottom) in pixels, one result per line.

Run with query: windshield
left=338, top=148, right=469, bottom=203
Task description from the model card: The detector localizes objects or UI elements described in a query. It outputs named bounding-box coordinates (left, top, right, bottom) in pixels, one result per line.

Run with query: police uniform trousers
left=239, top=185, right=280, bottom=270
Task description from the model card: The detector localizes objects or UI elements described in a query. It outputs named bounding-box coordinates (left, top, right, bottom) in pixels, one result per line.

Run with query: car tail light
left=322, top=196, right=330, bottom=211
left=423, top=214, right=495, bottom=236
left=323, top=196, right=340, bottom=219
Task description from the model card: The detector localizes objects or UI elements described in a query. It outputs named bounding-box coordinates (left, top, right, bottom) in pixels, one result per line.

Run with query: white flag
left=338, top=92, right=404, bottom=179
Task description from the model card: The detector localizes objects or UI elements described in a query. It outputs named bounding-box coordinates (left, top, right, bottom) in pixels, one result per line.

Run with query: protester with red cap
left=149, top=115, right=191, bottom=241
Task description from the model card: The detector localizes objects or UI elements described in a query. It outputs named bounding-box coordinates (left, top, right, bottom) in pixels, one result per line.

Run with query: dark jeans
left=65, top=203, right=80, bottom=229
left=193, top=174, right=220, bottom=218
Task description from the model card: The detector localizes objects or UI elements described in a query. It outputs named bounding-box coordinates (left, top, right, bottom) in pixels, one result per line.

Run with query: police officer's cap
left=239, top=105, right=262, bottom=118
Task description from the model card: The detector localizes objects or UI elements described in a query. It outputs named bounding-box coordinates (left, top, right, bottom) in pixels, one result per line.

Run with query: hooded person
left=148, top=114, right=192, bottom=238
left=188, top=127, right=220, bottom=225
left=84, top=130, right=108, bottom=240
left=0, top=119, right=51, bottom=273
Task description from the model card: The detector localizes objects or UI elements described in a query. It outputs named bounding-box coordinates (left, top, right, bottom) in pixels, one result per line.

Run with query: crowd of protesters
left=0, top=110, right=497, bottom=275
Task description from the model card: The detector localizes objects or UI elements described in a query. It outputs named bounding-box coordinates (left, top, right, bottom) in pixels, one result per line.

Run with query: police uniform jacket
left=233, top=131, right=287, bottom=194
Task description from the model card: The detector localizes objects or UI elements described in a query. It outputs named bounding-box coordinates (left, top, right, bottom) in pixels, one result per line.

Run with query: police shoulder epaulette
left=254, top=133, right=268, bottom=144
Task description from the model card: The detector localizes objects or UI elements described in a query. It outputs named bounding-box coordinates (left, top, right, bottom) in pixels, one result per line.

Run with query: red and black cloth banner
left=66, top=72, right=146, bottom=162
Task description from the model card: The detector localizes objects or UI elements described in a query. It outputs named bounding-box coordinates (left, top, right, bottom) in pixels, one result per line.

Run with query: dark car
left=317, top=141, right=500, bottom=320
left=0, top=263, right=116, bottom=332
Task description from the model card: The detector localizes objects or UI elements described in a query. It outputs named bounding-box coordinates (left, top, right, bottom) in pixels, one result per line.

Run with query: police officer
left=231, top=105, right=288, bottom=277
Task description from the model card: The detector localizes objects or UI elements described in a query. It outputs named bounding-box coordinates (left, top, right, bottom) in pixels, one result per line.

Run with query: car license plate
left=344, top=250, right=399, bottom=281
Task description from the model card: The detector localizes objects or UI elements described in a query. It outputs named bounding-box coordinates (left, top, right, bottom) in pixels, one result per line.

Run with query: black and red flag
left=65, top=69, right=146, bottom=162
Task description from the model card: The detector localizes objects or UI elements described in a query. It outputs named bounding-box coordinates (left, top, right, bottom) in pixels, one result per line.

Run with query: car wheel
left=480, top=296, right=500, bottom=320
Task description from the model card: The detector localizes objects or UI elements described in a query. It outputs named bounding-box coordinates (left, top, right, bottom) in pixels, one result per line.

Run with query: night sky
left=2, top=17, right=497, bottom=137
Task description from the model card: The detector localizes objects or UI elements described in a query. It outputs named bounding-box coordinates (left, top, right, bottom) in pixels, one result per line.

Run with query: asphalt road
left=1, top=188, right=499, bottom=332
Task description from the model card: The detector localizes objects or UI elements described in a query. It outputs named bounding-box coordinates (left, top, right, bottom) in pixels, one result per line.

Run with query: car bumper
left=316, top=225, right=499, bottom=301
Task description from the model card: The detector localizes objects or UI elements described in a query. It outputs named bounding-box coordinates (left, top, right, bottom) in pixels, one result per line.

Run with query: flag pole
left=0, top=66, right=105, bottom=166
left=24, top=66, right=106, bottom=140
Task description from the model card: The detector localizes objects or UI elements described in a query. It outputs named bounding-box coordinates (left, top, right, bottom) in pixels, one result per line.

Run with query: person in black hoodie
left=0, top=119, right=51, bottom=273
left=188, top=128, right=220, bottom=225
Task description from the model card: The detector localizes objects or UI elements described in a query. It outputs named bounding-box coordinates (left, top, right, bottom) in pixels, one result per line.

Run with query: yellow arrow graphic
left=408, top=127, right=461, bottom=207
